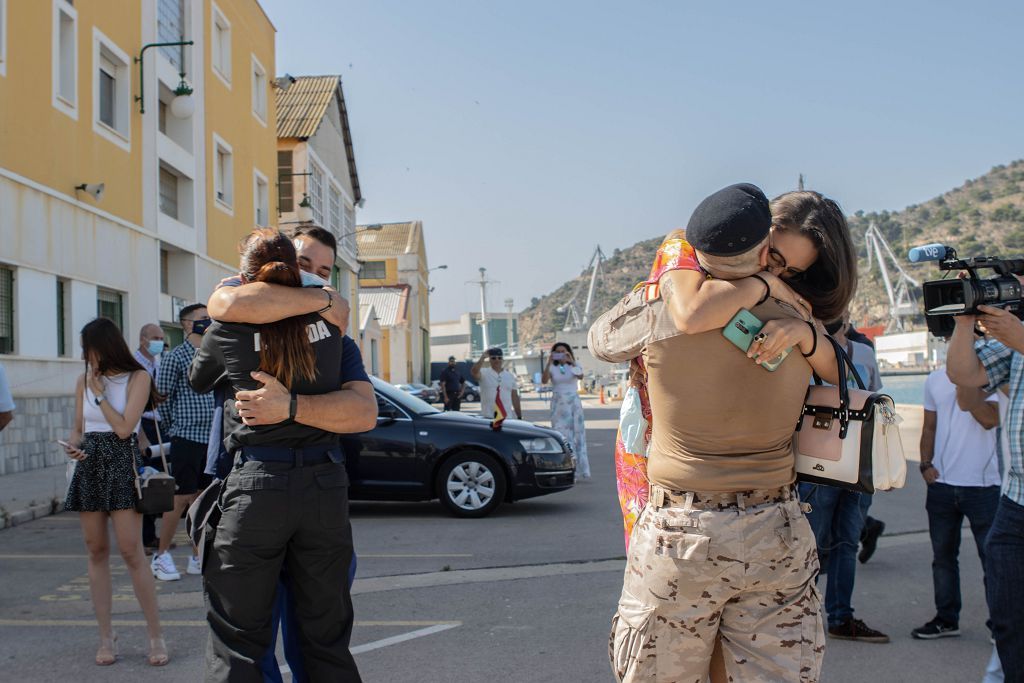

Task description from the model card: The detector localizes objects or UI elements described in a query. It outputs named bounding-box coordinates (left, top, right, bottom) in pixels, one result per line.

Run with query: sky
left=261, top=0, right=1024, bottom=321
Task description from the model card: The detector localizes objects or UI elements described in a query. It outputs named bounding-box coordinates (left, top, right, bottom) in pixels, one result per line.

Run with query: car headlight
left=519, top=437, right=564, bottom=454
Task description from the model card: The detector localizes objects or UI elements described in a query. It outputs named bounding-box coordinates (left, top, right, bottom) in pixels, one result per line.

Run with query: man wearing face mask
left=134, top=323, right=166, bottom=553
left=153, top=304, right=215, bottom=581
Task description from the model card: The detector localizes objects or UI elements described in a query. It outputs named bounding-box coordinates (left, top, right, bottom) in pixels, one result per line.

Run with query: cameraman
left=947, top=303, right=1024, bottom=681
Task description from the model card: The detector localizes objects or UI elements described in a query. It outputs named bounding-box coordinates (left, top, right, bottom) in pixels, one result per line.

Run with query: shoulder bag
left=133, top=418, right=176, bottom=515
left=793, top=335, right=907, bottom=493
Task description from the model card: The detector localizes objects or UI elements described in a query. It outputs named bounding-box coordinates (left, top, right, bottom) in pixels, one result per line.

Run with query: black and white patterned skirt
left=64, top=432, right=143, bottom=513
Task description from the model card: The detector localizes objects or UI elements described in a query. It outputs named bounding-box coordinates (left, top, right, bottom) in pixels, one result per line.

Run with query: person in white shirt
left=471, top=348, right=521, bottom=423
left=0, top=361, right=15, bottom=432
left=912, top=365, right=1001, bottom=640
left=542, top=342, right=590, bottom=480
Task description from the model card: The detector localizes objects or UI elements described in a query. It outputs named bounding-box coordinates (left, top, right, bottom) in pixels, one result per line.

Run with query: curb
left=1, top=499, right=61, bottom=530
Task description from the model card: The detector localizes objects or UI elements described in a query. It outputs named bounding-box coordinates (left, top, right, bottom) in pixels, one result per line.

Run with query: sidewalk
left=0, top=462, right=67, bottom=528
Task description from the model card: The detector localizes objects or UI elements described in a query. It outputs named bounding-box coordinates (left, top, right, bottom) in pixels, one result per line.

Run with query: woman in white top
left=62, top=318, right=167, bottom=667
left=543, top=342, right=590, bottom=480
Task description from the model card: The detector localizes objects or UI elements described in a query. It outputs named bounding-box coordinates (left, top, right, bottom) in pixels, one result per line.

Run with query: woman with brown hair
left=62, top=317, right=167, bottom=666
left=190, top=229, right=361, bottom=681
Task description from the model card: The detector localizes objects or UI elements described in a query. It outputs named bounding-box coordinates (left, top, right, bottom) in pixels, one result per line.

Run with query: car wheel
left=465, top=391, right=477, bottom=401
left=436, top=452, right=506, bottom=518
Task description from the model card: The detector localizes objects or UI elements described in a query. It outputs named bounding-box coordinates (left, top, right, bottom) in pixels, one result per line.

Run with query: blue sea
left=880, top=374, right=927, bottom=406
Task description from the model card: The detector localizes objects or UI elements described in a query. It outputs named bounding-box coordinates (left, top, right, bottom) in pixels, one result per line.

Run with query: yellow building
left=0, top=0, right=277, bottom=474
left=356, top=221, right=432, bottom=384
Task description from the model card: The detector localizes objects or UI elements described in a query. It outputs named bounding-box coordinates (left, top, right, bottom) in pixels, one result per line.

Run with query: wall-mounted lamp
left=74, top=183, right=106, bottom=202
left=135, top=39, right=195, bottom=115
left=273, top=74, right=296, bottom=92
left=296, top=194, right=314, bottom=223
left=429, top=265, right=448, bottom=272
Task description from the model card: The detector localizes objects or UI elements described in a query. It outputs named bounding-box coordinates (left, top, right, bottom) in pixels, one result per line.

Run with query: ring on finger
left=752, top=332, right=768, bottom=344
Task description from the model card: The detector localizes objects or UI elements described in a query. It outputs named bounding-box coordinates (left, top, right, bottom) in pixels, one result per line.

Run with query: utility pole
left=505, top=298, right=515, bottom=355
left=468, top=267, right=497, bottom=352
left=798, top=173, right=805, bottom=191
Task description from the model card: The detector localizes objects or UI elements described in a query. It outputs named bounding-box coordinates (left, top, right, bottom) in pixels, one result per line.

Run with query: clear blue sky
left=261, top=0, right=1024, bottom=320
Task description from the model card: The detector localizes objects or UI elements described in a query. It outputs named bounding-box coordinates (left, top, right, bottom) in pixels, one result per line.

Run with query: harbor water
left=880, top=373, right=927, bottom=406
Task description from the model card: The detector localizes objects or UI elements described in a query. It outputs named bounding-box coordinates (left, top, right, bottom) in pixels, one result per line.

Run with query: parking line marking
left=0, top=619, right=460, bottom=628
left=350, top=622, right=462, bottom=655
left=0, top=553, right=474, bottom=560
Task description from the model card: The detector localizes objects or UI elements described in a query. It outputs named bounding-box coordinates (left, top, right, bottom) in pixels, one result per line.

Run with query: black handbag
left=134, top=419, right=176, bottom=515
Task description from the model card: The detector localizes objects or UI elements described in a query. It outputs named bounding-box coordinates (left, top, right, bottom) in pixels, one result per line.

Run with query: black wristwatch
left=288, top=392, right=298, bottom=421
left=919, top=462, right=934, bottom=472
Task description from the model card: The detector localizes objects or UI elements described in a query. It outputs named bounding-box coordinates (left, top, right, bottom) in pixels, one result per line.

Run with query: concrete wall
left=0, top=396, right=76, bottom=475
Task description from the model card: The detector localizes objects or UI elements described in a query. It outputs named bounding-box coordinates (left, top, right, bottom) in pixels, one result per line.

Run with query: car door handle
left=419, top=431, right=428, bottom=436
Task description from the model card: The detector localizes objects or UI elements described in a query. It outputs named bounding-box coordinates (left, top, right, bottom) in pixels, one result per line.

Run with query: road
left=0, top=398, right=997, bottom=682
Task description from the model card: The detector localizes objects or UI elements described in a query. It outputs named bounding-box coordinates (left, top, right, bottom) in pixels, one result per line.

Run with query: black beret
left=685, top=183, right=771, bottom=256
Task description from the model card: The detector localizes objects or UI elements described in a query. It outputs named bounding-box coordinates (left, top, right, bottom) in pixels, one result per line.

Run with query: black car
left=342, top=379, right=575, bottom=517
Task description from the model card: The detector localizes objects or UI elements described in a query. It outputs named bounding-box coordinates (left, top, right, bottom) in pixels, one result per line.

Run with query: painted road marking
left=1, top=553, right=473, bottom=560
left=0, top=619, right=460, bottom=628
left=350, top=623, right=462, bottom=655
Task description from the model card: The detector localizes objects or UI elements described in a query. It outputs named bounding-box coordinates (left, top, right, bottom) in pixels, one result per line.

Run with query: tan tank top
left=643, top=299, right=813, bottom=492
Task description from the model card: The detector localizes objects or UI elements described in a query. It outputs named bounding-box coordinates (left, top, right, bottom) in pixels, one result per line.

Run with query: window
left=56, top=279, right=68, bottom=357
left=160, top=249, right=169, bottom=294
left=93, top=30, right=131, bottom=148
left=96, top=288, right=123, bottom=331
left=362, top=261, right=387, bottom=280
left=213, top=135, right=233, bottom=210
left=309, top=163, right=324, bottom=225
left=159, top=166, right=179, bottom=219
left=328, top=185, right=342, bottom=234
left=211, top=3, right=231, bottom=85
left=0, top=266, right=12, bottom=354
left=52, top=0, right=78, bottom=117
left=277, top=151, right=294, bottom=213
left=251, top=55, right=267, bottom=122
left=0, top=0, right=8, bottom=77
left=157, top=0, right=185, bottom=69
left=254, top=171, right=269, bottom=226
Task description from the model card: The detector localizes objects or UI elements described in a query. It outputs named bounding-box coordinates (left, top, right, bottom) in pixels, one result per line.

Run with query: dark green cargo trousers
left=203, top=456, right=361, bottom=682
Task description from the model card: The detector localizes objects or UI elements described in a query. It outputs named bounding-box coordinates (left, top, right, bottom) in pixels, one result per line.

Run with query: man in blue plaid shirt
left=153, top=303, right=215, bottom=581
left=947, top=303, right=1024, bottom=681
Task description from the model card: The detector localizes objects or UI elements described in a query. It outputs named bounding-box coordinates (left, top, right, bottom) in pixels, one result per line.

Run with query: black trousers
left=204, top=458, right=360, bottom=683
left=140, top=418, right=160, bottom=546
left=444, top=396, right=461, bottom=412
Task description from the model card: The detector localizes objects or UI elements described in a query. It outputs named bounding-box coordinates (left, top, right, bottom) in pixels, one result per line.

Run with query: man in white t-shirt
left=0, top=361, right=15, bottom=432
left=912, top=366, right=1001, bottom=640
left=471, top=347, right=521, bottom=422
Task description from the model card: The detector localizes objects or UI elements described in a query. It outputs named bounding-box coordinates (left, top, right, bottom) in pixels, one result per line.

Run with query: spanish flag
left=491, top=393, right=508, bottom=431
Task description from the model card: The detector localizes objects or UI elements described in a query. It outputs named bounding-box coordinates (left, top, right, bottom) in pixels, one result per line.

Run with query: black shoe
left=828, top=618, right=890, bottom=643
left=911, top=618, right=960, bottom=640
left=859, top=518, right=886, bottom=564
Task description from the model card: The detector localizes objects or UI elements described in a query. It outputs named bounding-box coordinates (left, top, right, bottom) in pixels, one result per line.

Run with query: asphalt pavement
left=0, top=397, right=998, bottom=682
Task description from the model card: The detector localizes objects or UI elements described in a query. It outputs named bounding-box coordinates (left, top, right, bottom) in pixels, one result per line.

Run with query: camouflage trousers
left=610, top=485, right=825, bottom=683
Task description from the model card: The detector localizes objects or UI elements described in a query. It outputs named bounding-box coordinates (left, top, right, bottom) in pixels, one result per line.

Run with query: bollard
left=599, top=387, right=606, bottom=404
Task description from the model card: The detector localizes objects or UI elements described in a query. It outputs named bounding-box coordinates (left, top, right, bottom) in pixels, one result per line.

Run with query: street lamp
left=339, top=224, right=383, bottom=240
left=135, top=39, right=195, bottom=116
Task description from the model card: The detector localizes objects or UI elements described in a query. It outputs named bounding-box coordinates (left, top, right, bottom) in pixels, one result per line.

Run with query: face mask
left=190, top=318, right=211, bottom=336
left=301, top=271, right=329, bottom=288
left=147, top=340, right=165, bottom=356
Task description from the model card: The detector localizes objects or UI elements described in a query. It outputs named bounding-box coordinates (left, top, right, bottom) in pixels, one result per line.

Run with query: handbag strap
left=151, top=417, right=170, bottom=472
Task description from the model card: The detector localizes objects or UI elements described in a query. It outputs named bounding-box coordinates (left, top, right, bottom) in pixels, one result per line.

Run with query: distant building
left=875, top=331, right=946, bottom=369
left=358, top=303, right=383, bottom=377
left=430, top=312, right=519, bottom=362
left=357, top=221, right=431, bottom=383
left=276, top=75, right=363, bottom=336
left=0, top=0, right=276, bottom=474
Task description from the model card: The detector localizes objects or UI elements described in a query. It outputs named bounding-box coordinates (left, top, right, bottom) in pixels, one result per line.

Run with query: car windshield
left=373, top=377, right=441, bottom=415
left=410, top=383, right=429, bottom=390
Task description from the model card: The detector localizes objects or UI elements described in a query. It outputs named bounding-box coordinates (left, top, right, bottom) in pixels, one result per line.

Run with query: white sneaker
left=186, top=555, right=201, bottom=575
left=151, top=552, right=181, bottom=581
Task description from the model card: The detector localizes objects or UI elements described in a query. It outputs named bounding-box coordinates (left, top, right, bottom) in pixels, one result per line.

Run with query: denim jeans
left=925, top=482, right=999, bottom=625
left=985, top=496, right=1024, bottom=682
left=799, top=483, right=865, bottom=627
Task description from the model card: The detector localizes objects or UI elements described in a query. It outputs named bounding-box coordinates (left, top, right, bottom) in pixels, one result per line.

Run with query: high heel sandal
left=148, top=637, right=169, bottom=667
left=95, top=633, right=118, bottom=666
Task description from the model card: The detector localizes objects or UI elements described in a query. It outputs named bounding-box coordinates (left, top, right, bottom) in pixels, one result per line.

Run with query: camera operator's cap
left=448, top=356, right=456, bottom=362
left=685, top=183, right=772, bottom=256
left=487, top=347, right=503, bottom=358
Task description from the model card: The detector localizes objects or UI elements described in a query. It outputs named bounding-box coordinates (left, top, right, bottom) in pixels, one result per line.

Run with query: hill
left=518, top=160, right=1024, bottom=345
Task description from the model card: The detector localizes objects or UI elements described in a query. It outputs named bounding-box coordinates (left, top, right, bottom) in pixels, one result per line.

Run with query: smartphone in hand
left=722, top=309, right=791, bottom=372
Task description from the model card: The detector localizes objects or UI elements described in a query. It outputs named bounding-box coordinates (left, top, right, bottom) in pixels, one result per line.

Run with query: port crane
left=863, top=222, right=920, bottom=332
left=558, top=246, right=606, bottom=331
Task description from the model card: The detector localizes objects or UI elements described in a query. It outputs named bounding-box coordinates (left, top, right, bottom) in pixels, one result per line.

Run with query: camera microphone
left=908, top=243, right=952, bottom=263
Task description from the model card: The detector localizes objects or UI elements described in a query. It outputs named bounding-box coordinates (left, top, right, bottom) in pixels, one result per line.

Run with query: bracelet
left=288, top=392, right=298, bottom=421
left=750, top=274, right=770, bottom=306
left=801, top=321, right=818, bottom=358
left=316, top=289, right=333, bottom=314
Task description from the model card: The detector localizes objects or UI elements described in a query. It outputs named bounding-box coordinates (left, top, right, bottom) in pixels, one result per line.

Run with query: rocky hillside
left=519, top=160, right=1024, bottom=344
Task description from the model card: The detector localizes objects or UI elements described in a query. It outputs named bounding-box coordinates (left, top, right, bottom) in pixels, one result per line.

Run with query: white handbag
left=794, top=336, right=907, bottom=493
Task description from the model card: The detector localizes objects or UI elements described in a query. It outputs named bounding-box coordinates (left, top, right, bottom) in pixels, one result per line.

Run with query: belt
left=239, top=445, right=341, bottom=467
left=649, top=484, right=792, bottom=511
